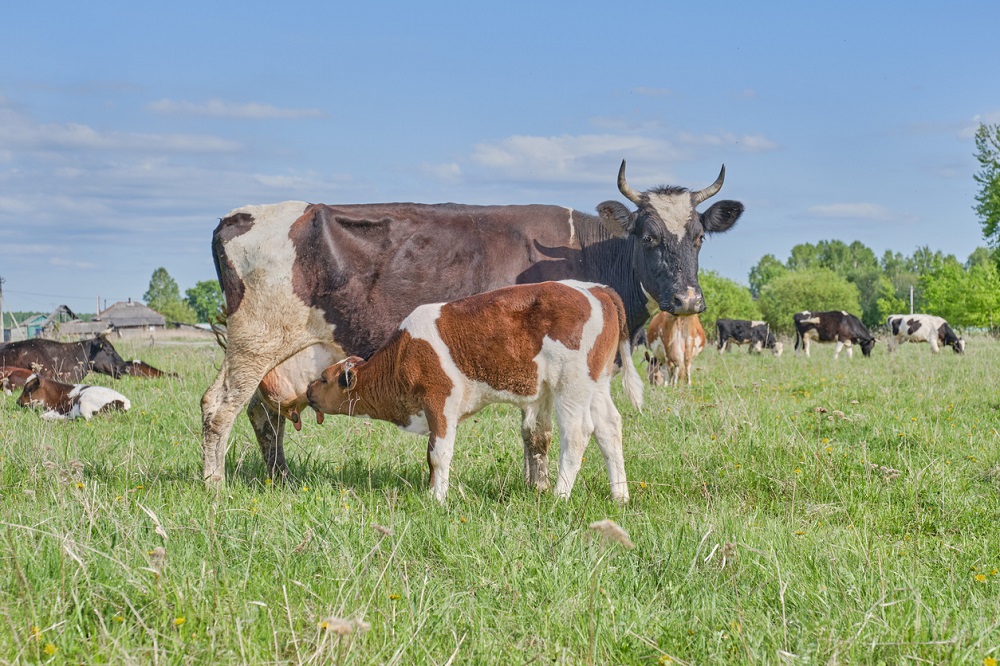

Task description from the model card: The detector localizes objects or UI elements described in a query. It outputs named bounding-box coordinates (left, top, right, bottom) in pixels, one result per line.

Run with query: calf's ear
left=701, top=200, right=744, bottom=233
left=597, top=201, right=636, bottom=236
left=23, top=375, right=40, bottom=393
left=337, top=367, right=357, bottom=391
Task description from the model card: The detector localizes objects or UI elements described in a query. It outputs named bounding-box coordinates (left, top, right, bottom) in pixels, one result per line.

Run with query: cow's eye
left=320, top=377, right=327, bottom=384
left=642, top=234, right=656, bottom=245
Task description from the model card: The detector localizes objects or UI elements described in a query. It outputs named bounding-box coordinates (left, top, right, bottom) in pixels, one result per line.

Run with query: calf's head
left=599, top=161, right=743, bottom=315
left=859, top=337, right=877, bottom=357
left=16, top=374, right=49, bottom=409
left=306, top=356, right=365, bottom=416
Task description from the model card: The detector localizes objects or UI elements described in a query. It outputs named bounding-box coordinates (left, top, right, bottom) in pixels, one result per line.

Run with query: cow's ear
left=597, top=201, right=636, bottom=236
left=23, top=375, right=40, bottom=393
left=701, top=200, right=744, bottom=233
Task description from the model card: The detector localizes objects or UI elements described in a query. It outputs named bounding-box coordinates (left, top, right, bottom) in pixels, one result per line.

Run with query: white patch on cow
left=802, top=317, right=820, bottom=326
left=648, top=192, right=693, bottom=240
left=640, top=284, right=659, bottom=317
left=402, top=411, right=430, bottom=435
left=565, top=207, right=575, bottom=244
left=751, top=320, right=766, bottom=327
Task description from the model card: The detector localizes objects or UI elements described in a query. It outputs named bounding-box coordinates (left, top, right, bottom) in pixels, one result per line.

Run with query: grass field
left=2, top=335, right=999, bottom=664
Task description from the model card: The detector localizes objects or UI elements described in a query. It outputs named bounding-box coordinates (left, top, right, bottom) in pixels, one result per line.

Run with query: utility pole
left=910, top=285, right=914, bottom=314
left=0, top=276, right=5, bottom=339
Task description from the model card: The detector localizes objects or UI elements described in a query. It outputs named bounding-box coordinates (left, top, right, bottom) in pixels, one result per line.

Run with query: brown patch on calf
left=587, top=286, right=627, bottom=381
left=212, top=212, right=255, bottom=314
left=436, top=283, right=588, bottom=395
left=17, top=375, right=75, bottom=414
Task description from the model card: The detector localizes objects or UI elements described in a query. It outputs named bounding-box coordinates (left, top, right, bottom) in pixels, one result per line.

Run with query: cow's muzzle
left=664, top=288, right=705, bottom=316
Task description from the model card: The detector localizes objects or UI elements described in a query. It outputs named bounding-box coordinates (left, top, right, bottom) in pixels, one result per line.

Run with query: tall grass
left=1, top=336, right=998, bottom=663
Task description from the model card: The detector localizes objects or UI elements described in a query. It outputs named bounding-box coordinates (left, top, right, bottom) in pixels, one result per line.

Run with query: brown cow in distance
left=0, top=335, right=129, bottom=382
left=644, top=311, right=706, bottom=386
left=203, top=161, right=745, bottom=484
left=125, top=360, right=179, bottom=378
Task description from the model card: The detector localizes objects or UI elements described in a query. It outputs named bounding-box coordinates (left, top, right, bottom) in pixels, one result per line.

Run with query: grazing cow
left=715, top=318, right=784, bottom=356
left=203, top=161, right=744, bottom=483
left=305, top=281, right=642, bottom=502
left=17, top=374, right=131, bottom=420
left=125, top=360, right=179, bottom=378
left=886, top=314, right=965, bottom=354
left=0, top=334, right=129, bottom=382
left=1, top=367, right=34, bottom=394
left=793, top=310, right=876, bottom=359
left=644, top=311, right=706, bottom=386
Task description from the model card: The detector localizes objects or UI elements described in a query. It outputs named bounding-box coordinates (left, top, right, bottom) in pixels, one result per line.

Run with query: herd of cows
left=0, top=162, right=969, bottom=502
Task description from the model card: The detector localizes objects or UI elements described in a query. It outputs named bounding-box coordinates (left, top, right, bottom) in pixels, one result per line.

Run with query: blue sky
left=2, top=1, right=997, bottom=314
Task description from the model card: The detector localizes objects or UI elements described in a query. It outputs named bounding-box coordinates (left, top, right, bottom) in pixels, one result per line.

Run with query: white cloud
left=678, top=131, right=779, bottom=153
left=957, top=111, right=1000, bottom=140
left=469, top=133, right=677, bottom=183
left=147, top=98, right=324, bottom=120
left=806, top=203, right=893, bottom=220
left=0, top=101, right=241, bottom=154
left=50, top=257, right=98, bottom=270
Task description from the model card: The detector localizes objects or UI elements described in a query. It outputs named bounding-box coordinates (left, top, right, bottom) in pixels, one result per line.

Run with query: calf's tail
left=618, top=337, right=644, bottom=412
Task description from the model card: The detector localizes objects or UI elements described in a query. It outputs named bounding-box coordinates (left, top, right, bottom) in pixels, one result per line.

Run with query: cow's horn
left=617, top=160, right=643, bottom=205
left=692, top=165, right=726, bottom=205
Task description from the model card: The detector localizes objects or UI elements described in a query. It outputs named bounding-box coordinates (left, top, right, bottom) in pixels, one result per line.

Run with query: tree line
left=144, top=267, right=223, bottom=325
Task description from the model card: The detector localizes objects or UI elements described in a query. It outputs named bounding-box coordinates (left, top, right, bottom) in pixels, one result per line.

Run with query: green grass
left=2, top=336, right=999, bottom=664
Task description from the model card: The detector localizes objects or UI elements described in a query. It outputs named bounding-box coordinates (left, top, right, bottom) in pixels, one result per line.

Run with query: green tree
left=698, top=270, right=761, bottom=338
left=144, top=267, right=197, bottom=324
left=921, top=257, right=1000, bottom=329
left=185, top=280, right=224, bottom=323
left=757, top=268, right=862, bottom=334
left=965, top=246, right=994, bottom=270
left=974, top=123, right=1000, bottom=249
left=748, top=254, right=787, bottom=298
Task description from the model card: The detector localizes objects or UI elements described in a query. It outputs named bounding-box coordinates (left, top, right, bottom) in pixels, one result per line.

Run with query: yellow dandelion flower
left=302, top=486, right=310, bottom=492
left=43, top=643, right=57, bottom=656
left=825, top=446, right=833, bottom=453
left=389, top=594, right=400, bottom=600
left=112, top=615, right=124, bottom=623
left=30, top=625, right=41, bottom=639
left=459, top=516, right=467, bottom=523
left=795, top=530, right=805, bottom=535
left=992, top=569, right=998, bottom=576
left=639, top=482, right=648, bottom=489
left=984, top=657, right=997, bottom=666
left=75, top=482, right=85, bottom=489
left=264, top=478, right=273, bottom=486
left=975, top=574, right=987, bottom=583
left=794, top=468, right=802, bottom=475
left=174, top=617, right=186, bottom=627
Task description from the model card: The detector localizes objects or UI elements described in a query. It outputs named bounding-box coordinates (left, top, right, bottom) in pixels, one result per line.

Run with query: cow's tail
left=211, top=305, right=229, bottom=351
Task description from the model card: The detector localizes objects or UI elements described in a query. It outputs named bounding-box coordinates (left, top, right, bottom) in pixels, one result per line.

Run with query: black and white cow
left=715, top=318, right=783, bottom=356
left=886, top=314, right=965, bottom=354
left=793, top=310, right=876, bottom=359
left=202, top=162, right=745, bottom=484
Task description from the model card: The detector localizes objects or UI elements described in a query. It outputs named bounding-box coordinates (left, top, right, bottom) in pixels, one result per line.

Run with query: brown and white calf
left=17, top=374, right=131, bottom=420
left=306, top=280, right=643, bottom=503
left=644, top=311, right=706, bottom=386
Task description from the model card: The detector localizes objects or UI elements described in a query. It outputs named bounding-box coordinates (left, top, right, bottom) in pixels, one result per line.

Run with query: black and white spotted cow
left=715, top=318, right=783, bottom=356
left=793, top=310, right=876, bottom=359
left=886, top=314, right=965, bottom=354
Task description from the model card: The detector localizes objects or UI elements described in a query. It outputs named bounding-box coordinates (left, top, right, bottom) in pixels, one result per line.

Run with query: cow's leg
left=929, top=336, right=940, bottom=353
left=669, top=362, right=680, bottom=387
left=247, top=392, right=289, bottom=481
left=845, top=341, right=854, bottom=359
left=553, top=397, right=590, bottom=499
left=685, top=358, right=694, bottom=386
left=803, top=336, right=811, bottom=357
left=590, top=388, right=628, bottom=503
left=201, top=356, right=273, bottom=485
left=521, top=393, right=553, bottom=491
left=833, top=340, right=844, bottom=360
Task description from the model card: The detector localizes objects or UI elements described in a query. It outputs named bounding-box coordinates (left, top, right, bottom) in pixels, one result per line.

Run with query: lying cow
left=644, top=311, right=706, bottom=386
left=886, top=314, right=965, bottom=354
left=0, top=334, right=129, bottom=382
left=17, top=374, right=131, bottom=420
left=306, top=280, right=643, bottom=503
left=125, top=360, right=179, bottom=378
left=716, top=318, right=783, bottom=356
left=793, top=310, right=876, bottom=359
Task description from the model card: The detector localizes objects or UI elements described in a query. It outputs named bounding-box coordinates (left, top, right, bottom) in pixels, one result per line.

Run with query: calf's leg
left=247, top=392, right=289, bottom=481
left=590, top=388, right=628, bottom=503
left=520, top=392, right=553, bottom=491
left=553, top=397, right=591, bottom=499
